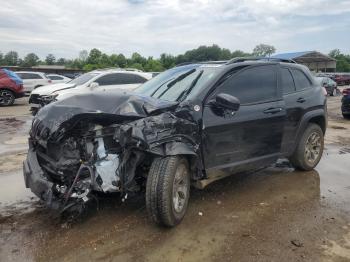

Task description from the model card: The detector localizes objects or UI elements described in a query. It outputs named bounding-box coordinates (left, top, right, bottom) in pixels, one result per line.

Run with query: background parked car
left=334, top=74, right=350, bottom=86
left=16, top=71, right=52, bottom=94
left=315, top=76, right=338, bottom=96
left=341, top=87, right=350, bottom=119
left=29, top=68, right=153, bottom=114
left=46, top=74, right=72, bottom=84
left=0, top=69, right=24, bottom=106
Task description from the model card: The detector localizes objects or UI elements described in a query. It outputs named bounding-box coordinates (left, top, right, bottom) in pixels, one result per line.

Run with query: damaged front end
left=23, top=92, right=200, bottom=214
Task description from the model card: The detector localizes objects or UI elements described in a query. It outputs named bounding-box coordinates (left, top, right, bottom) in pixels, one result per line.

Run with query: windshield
left=135, top=65, right=218, bottom=102
left=68, top=72, right=99, bottom=86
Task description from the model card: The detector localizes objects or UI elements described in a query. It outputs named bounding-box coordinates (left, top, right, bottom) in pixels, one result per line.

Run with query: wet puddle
left=0, top=117, right=31, bottom=155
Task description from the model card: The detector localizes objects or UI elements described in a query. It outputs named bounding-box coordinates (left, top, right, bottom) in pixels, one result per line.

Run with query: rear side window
left=48, top=75, right=63, bottom=80
left=96, top=73, right=147, bottom=86
left=291, top=69, right=312, bottom=91
left=217, top=65, right=277, bottom=104
left=132, top=74, right=148, bottom=84
left=281, top=68, right=296, bottom=94
left=17, top=73, right=43, bottom=79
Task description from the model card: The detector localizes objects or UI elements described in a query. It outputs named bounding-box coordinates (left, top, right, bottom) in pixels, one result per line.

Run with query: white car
left=29, top=69, right=153, bottom=114
left=46, top=74, right=71, bottom=84
left=16, top=71, right=52, bottom=94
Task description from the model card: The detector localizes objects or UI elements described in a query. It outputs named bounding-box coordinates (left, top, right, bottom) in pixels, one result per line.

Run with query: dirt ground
left=1, top=95, right=350, bottom=262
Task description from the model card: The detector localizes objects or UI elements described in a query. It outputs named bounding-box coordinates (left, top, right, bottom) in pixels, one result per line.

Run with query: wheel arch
left=0, top=87, right=15, bottom=94
left=150, top=141, right=200, bottom=178
left=290, top=109, right=326, bottom=156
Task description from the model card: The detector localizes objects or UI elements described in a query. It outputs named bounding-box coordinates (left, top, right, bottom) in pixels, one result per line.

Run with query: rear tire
left=289, top=124, right=324, bottom=171
left=146, top=156, right=190, bottom=227
left=0, top=89, right=15, bottom=106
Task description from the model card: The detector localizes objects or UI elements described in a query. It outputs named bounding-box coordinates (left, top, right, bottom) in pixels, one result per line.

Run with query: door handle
left=297, top=97, right=306, bottom=103
left=263, top=107, right=283, bottom=114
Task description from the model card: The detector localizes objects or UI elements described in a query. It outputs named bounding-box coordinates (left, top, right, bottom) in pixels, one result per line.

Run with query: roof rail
left=226, top=57, right=296, bottom=64
left=175, top=60, right=228, bottom=67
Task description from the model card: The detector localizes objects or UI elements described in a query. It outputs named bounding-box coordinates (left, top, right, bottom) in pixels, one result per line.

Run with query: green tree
left=99, top=53, right=110, bottom=67
left=144, top=57, right=164, bottom=72
left=22, top=53, right=40, bottom=67
left=220, top=48, right=232, bottom=60
left=56, top=58, right=66, bottom=65
left=160, top=53, right=175, bottom=69
left=329, top=49, right=341, bottom=58
left=3, top=51, right=18, bottom=66
left=116, top=54, right=127, bottom=67
left=252, top=44, right=276, bottom=57
left=87, top=48, right=102, bottom=64
left=131, top=52, right=147, bottom=66
left=0, top=52, right=3, bottom=65
left=328, top=49, right=350, bottom=72
left=231, top=50, right=251, bottom=58
left=336, top=58, right=350, bottom=72
left=45, top=54, right=56, bottom=65
left=129, top=63, right=144, bottom=71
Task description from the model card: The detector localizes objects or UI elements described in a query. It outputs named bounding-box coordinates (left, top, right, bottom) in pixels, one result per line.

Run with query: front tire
left=146, top=156, right=190, bottom=227
left=289, top=124, right=324, bottom=171
left=0, top=89, right=15, bottom=106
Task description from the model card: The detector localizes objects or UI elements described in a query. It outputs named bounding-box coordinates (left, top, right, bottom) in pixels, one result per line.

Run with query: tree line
left=328, top=49, right=350, bottom=72
left=2, top=44, right=349, bottom=72
left=0, top=44, right=277, bottom=72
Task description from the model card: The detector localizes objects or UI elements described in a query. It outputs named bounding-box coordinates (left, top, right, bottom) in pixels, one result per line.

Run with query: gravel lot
left=1, top=94, right=350, bottom=262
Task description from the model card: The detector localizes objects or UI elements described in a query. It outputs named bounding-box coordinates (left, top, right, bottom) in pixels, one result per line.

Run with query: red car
left=0, top=68, right=24, bottom=106
left=334, top=74, right=350, bottom=86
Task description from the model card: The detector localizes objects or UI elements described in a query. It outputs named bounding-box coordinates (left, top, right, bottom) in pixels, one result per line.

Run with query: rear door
left=280, top=67, right=315, bottom=155
left=202, top=64, right=286, bottom=172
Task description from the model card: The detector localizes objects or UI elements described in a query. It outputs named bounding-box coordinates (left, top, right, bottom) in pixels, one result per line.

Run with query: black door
left=280, top=67, right=316, bottom=155
left=202, top=65, right=286, bottom=172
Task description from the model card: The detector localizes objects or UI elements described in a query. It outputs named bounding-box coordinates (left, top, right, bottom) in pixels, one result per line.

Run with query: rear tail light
left=342, top=88, right=350, bottom=96
left=48, top=80, right=52, bottom=83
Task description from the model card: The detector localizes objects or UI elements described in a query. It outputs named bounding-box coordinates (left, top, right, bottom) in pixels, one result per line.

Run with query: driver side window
left=214, top=65, right=277, bottom=104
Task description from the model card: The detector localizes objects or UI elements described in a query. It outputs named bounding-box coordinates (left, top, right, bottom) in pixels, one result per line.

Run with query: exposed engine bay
left=24, top=91, right=201, bottom=214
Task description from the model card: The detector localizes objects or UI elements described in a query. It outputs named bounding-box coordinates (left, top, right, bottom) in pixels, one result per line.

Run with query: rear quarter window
left=281, top=68, right=296, bottom=94
left=291, top=69, right=312, bottom=91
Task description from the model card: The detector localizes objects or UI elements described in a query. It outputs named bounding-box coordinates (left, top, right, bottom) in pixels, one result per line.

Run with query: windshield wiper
left=157, top=69, right=196, bottom=99
left=150, top=78, right=174, bottom=97
left=177, top=70, right=204, bottom=102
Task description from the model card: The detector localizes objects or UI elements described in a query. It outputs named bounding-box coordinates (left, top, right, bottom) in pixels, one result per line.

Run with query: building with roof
left=271, top=51, right=336, bottom=72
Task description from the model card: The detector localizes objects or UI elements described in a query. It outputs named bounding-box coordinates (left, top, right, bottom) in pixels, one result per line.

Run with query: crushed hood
left=32, top=91, right=179, bottom=140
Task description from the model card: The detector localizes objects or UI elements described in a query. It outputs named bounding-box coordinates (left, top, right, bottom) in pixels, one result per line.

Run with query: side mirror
left=215, top=93, right=240, bottom=111
left=89, top=82, right=99, bottom=89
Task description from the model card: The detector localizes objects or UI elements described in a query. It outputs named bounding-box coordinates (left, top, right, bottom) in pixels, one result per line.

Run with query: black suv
left=23, top=58, right=327, bottom=227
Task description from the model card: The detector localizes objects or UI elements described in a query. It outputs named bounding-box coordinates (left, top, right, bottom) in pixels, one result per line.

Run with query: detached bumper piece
left=23, top=149, right=58, bottom=209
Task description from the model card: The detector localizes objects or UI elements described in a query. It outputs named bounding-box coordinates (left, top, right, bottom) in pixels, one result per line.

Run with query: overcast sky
left=0, top=0, right=349, bottom=59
